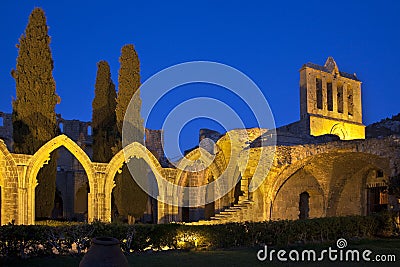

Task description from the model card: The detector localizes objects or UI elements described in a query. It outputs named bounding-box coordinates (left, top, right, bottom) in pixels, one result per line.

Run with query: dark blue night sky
left=1, top=1, right=399, bottom=155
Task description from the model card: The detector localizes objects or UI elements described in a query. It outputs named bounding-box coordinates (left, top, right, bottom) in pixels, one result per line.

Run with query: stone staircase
left=189, top=196, right=256, bottom=225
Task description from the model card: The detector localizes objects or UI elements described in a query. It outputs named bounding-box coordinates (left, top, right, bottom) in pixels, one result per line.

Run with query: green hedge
left=0, top=213, right=397, bottom=259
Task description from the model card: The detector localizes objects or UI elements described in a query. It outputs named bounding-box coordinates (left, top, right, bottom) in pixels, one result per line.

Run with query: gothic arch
left=268, top=151, right=389, bottom=203
left=267, top=149, right=390, bottom=221
left=267, top=137, right=396, bottom=203
left=102, top=142, right=164, bottom=223
left=24, top=135, right=94, bottom=224
left=27, top=134, right=94, bottom=188
left=270, top=168, right=326, bottom=220
left=105, top=142, right=164, bottom=197
left=174, top=147, right=224, bottom=185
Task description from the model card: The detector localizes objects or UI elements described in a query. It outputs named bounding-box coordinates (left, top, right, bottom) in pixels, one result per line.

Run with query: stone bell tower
left=299, top=57, right=365, bottom=140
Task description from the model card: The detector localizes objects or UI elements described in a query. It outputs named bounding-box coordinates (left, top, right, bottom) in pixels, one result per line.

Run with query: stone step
left=228, top=205, right=243, bottom=209
left=216, top=211, right=236, bottom=217
left=224, top=208, right=242, bottom=213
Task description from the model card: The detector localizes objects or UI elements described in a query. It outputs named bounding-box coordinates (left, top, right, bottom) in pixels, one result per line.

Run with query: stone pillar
left=88, top=171, right=107, bottom=222
left=322, top=76, right=327, bottom=111
left=87, top=192, right=96, bottom=222
left=89, top=163, right=109, bottom=223
left=17, top=165, right=33, bottom=225
left=103, top=191, right=112, bottom=223
left=332, top=79, right=338, bottom=113
left=156, top=195, right=180, bottom=223
left=240, top=176, right=249, bottom=202
left=343, top=83, right=348, bottom=116
left=308, top=73, right=316, bottom=112
left=157, top=196, right=166, bottom=223
left=264, top=197, right=272, bottom=221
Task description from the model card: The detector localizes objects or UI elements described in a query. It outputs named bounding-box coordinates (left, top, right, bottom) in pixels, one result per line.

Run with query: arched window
left=59, top=122, right=64, bottom=133
left=87, top=125, right=92, bottom=136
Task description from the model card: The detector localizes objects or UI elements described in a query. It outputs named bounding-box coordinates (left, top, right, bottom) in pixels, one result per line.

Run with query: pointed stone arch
left=103, top=142, right=164, bottom=222
left=268, top=150, right=390, bottom=220
left=174, top=147, right=223, bottom=185
left=25, top=134, right=94, bottom=224
left=271, top=168, right=325, bottom=220
left=105, top=142, right=163, bottom=195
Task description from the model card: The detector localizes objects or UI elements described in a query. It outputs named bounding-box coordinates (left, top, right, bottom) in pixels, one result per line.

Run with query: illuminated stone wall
left=0, top=132, right=399, bottom=225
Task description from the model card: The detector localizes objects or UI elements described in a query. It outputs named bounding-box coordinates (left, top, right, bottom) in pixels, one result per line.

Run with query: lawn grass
left=2, top=238, right=400, bottom=267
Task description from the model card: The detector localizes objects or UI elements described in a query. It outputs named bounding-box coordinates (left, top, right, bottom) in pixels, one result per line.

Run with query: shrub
left=0, top=213, right=397, bottom=259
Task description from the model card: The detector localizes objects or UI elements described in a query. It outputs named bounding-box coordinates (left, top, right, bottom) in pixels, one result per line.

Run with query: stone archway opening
left=105, top=142, right=164, bottom=224
left=178, top=168, right=207, bottom=223
left=177, top=164, right=216, bottom=223
left=233, top=172, right=243, bottom=206
left=74, top=181, right=89, bottom=221
left=111, top=158, right=155, bottom=224
left=26, top=135, right=94, bottom=224
left=271, top=168, right=325, bottom=221
left=270, top=151, right=391, bottom=221
left=299, top=191, right=310, bottom=220
left=204, top=173, right=217, bottom=220
left=36, top=147, right=91, bottom=222
left=366, top=185, right=388, bottom=215
left=51, top=188, right=64, bottom=219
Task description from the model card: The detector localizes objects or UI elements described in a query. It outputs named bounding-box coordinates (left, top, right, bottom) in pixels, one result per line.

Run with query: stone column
left=321, top=76, right=327, bottom=112
left=332, top=79, right=338, bottom=113
left=88, top=171, right=107, bottom=222
left=18, top=165, right=33, bottom=225
left=343, top=83, right=348, bottom=116
left=157, top=196, right=166, bottom=223
left=240, top=175, right=250, bottom=202
left=103, top=191, right=112, bottom=223
left=264, top=197, right=272, bottom=221
left=89, top=163, right=109, bottom=222
left=308, top=73, right=316, bottom=112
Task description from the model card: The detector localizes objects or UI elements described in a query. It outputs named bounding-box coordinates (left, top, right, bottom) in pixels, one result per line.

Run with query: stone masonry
left=0, top=58, right=399, bottom=225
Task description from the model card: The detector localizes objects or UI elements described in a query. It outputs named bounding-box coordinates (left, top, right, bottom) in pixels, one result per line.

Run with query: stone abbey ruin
left=0, top=57, right=399, bottom=225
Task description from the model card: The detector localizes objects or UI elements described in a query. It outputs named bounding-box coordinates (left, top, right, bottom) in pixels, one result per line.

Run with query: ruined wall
left=271, top=168, right=325, bottom=220
left=145, top=129, right=169, bottom=167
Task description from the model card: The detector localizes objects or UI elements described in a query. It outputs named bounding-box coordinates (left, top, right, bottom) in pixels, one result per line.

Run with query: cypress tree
left=11, top=8, right=59, bottom=218
left=113, top=44, right=148, bottom=223
left=92, top=61, right=117, bottom=163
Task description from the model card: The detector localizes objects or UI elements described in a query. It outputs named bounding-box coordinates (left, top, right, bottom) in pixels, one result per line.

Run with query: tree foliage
left=113, top=44, right=148, bottom=222
left=11, top=8, right=59, bottom=218
left=115, top=44, right=141, bottom=135
left=92, top=60, right=117, bottom=163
